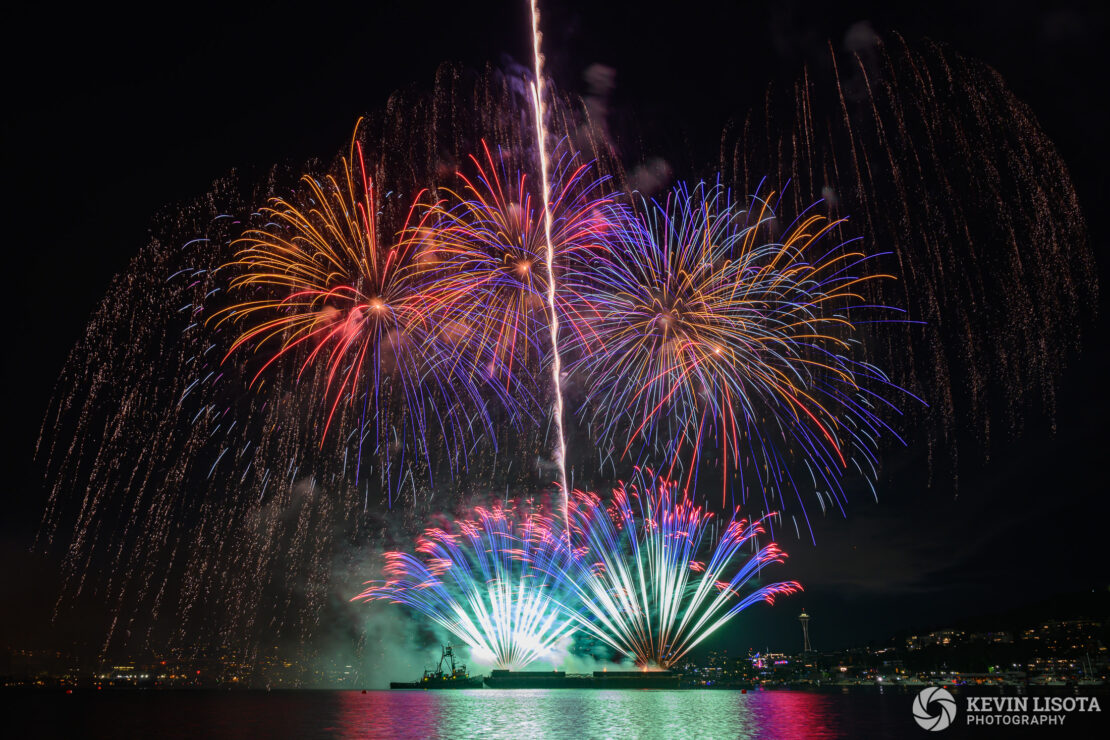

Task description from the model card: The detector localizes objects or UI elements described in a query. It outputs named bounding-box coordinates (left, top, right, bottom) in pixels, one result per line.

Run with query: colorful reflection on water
left=22, top=687, right=1097, bottom=738
left=334, top=689, right=869, bottom=739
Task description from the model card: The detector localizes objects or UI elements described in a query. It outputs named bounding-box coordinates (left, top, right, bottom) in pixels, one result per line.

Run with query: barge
left=482, top=669, right=682, bottom=689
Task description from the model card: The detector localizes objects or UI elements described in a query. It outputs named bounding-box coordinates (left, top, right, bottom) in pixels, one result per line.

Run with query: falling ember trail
left=529, top=0, right=570, bottom=524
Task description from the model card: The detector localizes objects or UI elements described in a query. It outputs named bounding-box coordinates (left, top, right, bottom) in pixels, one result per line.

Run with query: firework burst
left=415, top=140, right=613, bottom=401
left=353, top=504, right=578, bottom=670
left=211, top=122, right=511, bottom=494
left=555, top=470, right=801, bottom=669
left=564, top=181, right=907, bottom=529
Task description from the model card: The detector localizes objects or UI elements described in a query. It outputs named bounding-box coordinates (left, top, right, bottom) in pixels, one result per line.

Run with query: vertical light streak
left=529, top=0, right=570, bottom=524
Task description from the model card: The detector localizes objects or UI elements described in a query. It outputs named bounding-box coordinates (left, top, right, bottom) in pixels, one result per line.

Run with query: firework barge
left=391, top=656, right=681, bottom=690
left=484, top=670, right=682, bottom=689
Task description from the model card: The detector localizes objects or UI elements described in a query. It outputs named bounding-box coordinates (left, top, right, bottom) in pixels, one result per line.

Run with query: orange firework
left=211, top=121, right=506, bottom=489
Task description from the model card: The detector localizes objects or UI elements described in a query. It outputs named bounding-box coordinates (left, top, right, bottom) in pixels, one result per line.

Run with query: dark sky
left=3, top=0, right=1108, bottom=656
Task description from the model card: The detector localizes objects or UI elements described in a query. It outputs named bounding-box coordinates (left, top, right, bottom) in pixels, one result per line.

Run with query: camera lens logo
left=913, top=687, right=958, bottom=731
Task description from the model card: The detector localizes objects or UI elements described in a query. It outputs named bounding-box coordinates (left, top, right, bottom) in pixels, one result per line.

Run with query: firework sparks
left=211, top=121, right=511, bottom=498
left=31, top=19, right=1094, bottom=670
left=414, top=140, right=612, bottom=400
left=724, top=35, right=1096, bottom=477
left=353, top=504, right=578, bottom=670
left=553, top=470, right=801, bottom=669
left=355, top=470, right=800, bottom=672
left=564, top=181, right=908, bottom=531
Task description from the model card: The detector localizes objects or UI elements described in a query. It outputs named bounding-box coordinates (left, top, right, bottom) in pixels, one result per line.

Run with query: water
left=14, top=688, right=1105, bottom=739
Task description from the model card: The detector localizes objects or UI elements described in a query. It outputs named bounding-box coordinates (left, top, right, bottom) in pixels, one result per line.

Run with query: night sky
left=4, top=0, right=1108, bottom=658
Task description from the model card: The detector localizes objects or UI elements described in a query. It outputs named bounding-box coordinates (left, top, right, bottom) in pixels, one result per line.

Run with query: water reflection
left=334, top=689, right=851, bottom=739
left=25, top=687, right=959, bottom=739
left=27, top=686, right=1109, bottom=738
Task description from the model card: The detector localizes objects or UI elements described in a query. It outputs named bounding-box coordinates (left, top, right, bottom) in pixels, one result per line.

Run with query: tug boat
left=390, top=645, right=483, bottom=689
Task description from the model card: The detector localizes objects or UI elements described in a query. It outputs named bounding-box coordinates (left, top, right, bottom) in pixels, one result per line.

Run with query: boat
left=390, top=645, right=483, bottom=689
left=484, top=670, right=592, bottom=688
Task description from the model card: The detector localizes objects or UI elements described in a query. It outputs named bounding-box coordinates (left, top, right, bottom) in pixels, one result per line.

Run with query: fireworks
left=353, top=504, right=577, bottom=670
left=555, top=470, right=800, bottom=668
left=415, top=140, right=612, bottom=399
left=724, top=35, right=1096, bottom=475
left=564, top=181, right=905, bottom=528
left=212, top=121, right=512, bottom=493
left=357, top=471, right=800, bottom=670
left=35, top=8, right=1091, bottom=669
left=34, top=72, right=597, bottom=657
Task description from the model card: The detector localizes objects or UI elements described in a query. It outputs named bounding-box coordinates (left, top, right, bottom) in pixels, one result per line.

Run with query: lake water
left=13, top=688, right=1104, bottom=738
